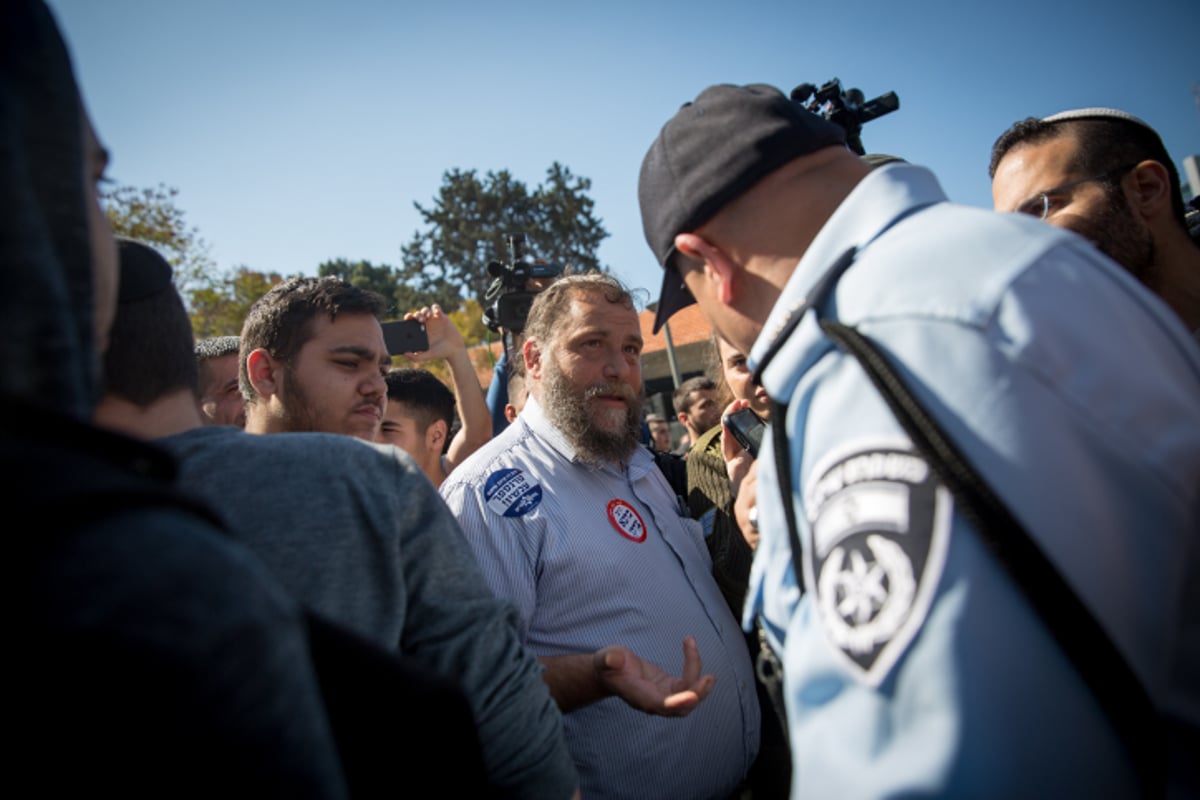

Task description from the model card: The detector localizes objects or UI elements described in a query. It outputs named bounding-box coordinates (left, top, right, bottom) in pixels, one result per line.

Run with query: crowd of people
left=9, top=0, right=1199, bottom=797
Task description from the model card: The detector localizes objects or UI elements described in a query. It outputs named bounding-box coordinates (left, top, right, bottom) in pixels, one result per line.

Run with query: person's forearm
left=538, top=653, right=611, bottom=712
left=445, top=349, right=492, bottom=465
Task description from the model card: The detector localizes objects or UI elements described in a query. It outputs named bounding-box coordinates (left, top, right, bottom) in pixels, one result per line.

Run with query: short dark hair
left=523, top=271, right=638, bottom=353
left=239, top=277, right=387, bottom=405
left=104, top=243, right=198, bottom=406
left=673, top=375, right=717, bottom=416
left=195, top=335, right=239, bottom=362
left=384, top=368, right=454, bottom=435
left=704, top=333, right=735, bottom=409
left=195, top=335, right=239, bottom=396
left=989, top=114, right=1187, bottom=228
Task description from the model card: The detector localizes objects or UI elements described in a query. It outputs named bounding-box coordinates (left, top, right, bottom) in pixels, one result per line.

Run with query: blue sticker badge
left=484, top=468, right=543, bottom=518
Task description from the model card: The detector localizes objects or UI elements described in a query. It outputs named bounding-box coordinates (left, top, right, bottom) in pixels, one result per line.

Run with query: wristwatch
left=748, top=504, right=759, bottom=531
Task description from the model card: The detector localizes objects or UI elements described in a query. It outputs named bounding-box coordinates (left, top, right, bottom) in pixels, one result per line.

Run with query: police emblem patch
left=484, top=468, right=543, bottom=518
left=803, top=441, right=951, bottom=686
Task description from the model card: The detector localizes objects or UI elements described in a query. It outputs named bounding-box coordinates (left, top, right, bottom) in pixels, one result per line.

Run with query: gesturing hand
left=593, top=636, right=716, bottom=717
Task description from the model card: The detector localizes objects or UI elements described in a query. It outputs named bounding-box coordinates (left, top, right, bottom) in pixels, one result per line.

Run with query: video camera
left=790, top=78, right=899, bottom=156
left=482, top=233, right=564, bottom=335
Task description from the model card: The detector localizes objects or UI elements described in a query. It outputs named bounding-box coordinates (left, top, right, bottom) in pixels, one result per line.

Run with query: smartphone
left=382, top=319, right=428, bottom=355
left=722, top=407, right=766, bottom=459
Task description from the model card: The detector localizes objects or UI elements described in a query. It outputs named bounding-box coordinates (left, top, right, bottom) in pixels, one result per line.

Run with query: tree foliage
left=317, top=259, right=408, bottom=317
left=102, top=183, right=217, bottom=301
left=399, top=162, right=609, bottom=308
left=189, top=267, right=285, bottom=338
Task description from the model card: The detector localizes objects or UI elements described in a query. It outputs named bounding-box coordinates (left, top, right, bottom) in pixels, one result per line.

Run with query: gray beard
left=541, top=361, right=644, bottom=465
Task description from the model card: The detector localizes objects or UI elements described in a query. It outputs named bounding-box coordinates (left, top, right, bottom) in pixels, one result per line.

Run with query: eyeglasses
left=1015, top=163, right=1138, bottom=220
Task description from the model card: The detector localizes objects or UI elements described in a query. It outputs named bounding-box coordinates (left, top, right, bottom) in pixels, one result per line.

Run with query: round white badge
left=607, top=499, right=647, bottom=543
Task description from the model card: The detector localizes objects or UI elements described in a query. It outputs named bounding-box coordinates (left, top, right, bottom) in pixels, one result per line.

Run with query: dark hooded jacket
left=2, top=3, right=348, bottom=795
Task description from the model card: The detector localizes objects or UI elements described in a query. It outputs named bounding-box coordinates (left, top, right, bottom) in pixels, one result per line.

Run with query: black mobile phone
left=382, top=319, right=428, bottom=355
left=722, top=407, right=766, bottom=459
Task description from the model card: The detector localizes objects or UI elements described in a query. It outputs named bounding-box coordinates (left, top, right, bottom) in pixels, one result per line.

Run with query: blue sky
left=47, top=0, right=1199, bottom=309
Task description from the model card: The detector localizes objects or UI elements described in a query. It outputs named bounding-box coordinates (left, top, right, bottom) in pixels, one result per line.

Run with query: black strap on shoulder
left=769, top=397, right=804, bottom=594
left=817, top=318, right=1164, bottom=796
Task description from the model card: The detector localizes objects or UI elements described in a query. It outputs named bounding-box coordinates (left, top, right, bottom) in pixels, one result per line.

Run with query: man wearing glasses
left=990, top=108, right=1200, bottom=338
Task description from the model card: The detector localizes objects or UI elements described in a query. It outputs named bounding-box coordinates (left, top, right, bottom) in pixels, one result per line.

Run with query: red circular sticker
left=607, top=499, right=647, bottom=543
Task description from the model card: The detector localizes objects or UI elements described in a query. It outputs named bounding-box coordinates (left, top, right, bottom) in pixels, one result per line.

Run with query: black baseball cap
left=638, top=83, right=847, bottom=333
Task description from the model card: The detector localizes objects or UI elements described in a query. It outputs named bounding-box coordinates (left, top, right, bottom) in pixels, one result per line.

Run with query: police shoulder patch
left=802, top=439, right=952, bottom=687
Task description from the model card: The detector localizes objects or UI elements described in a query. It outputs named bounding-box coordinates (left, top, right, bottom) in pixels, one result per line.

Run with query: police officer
left=639, top=82, right=1200, bottom=797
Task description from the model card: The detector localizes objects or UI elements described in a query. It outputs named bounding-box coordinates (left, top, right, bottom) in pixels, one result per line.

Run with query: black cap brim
left=652, top=266, right=695, bottom=333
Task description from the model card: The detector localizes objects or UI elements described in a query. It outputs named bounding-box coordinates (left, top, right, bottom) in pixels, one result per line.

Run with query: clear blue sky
left=46, top=0, right=1199, bottom=309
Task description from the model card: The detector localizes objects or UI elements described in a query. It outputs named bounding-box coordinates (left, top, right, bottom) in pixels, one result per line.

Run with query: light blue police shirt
left=442, top=396, right=760, bottom=800
left=745, top=163, right=1200, bottom=798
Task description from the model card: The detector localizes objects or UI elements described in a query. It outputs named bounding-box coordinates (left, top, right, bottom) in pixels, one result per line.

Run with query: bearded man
left=441, top=272, right=760, bottom=800
left=990, top=108, right=1200, bottom=337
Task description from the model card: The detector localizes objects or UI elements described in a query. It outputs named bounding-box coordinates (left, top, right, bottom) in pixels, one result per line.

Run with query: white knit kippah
left=1041, top=107, right=1154, bottom=132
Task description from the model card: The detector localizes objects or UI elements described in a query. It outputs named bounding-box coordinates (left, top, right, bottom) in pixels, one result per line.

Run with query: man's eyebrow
left=328, top=344, right=378, bottom=360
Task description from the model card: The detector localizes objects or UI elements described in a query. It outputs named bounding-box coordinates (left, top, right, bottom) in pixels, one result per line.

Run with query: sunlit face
left=199, top=353, right=246, bottom=427
left=378, top=402, right=434, bottom=463
left=716, top=336, right=770, bottom=419
left=681, top=388, right=722, bottom=436
left=274, top=312, right=390, bottom=441
left=991, top=134, right=1154, bottom=279
left=83, top=110, right=117, bottom=353
left=533, top=292, right=645, bottom=463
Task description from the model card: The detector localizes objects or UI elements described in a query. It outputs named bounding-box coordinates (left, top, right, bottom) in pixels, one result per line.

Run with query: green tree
left=399, top=162, right=608, bottom=308
left=448, top=298, right=490, bottom=347
left=188, top=267, right=284, bottom=338
left=102, top=183, right=218, bottom=301
left=317, top=259, right=409, bottom=317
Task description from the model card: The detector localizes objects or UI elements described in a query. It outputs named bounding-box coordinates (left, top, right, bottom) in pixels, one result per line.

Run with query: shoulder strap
left=816, top=318, right=1164, bottom=796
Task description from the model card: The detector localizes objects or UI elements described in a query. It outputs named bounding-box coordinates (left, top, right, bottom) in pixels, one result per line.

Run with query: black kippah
left=116, top=237, right=174, bottom=303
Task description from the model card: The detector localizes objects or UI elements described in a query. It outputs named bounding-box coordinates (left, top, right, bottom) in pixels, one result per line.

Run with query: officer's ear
left=675, top=233, right=737, bottom=305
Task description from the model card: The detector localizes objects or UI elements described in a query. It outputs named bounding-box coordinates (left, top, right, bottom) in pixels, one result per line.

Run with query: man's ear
left=1127, top=160, right=1172, bottom=221
left=524, top=338, right=543, bottom=382
left=674, top=232, right=737, bottom=305
left=676, top=411, right=689, bottom=427
left=425, top=419, right=448, bottom=454
left=245, top=348, right=280, bottom=400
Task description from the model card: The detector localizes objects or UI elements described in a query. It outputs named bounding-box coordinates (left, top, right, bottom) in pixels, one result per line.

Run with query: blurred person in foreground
left=4, top=2, right=348, bottom=794
left=441, top=272, right=760, bottom=799
left=641, top=81, right=1200, bottom=797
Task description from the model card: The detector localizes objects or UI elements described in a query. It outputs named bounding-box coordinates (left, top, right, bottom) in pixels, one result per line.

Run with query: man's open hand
left=593, top=636, right=716, bottom=717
